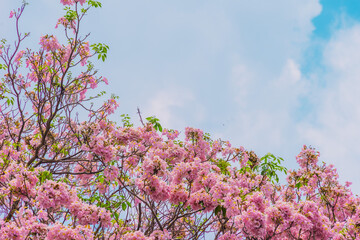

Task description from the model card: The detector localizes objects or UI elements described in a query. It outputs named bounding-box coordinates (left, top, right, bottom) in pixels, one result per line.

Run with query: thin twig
left=137, top=107, right=145, bottom=126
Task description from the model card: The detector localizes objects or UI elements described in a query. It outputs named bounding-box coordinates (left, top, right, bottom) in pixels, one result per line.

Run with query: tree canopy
left=0, top=1, right=359, bottom=239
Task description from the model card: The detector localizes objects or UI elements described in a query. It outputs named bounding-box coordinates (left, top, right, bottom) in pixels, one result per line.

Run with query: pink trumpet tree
left=0, top=1, right=359, bottom=239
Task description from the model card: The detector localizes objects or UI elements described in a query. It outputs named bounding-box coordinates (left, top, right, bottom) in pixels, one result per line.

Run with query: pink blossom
left=69, top=201, right=111, bottom=227
left=188, top=189, right=218, bottom=212
left=60, top=0, right=75, bottom=6
left=14, top=50, right=25, bottom=65
left=103, top=77, right=109, bottom=85
left=104, top=165, right=119, bottom=181
left=150, top=229, right=172, bottom=240
left=39, top=35, right=61, bottom=51
left=237, top=209, right=266, bottom=238
left=218, top=232, right=238, bottom=240
left=36, top=180, right=75, bottom=209
left=122, top=231, right=149, bottom=240
left=46, top=223, right=93, bottom=240
left=75, top=0, right=86, bottom=5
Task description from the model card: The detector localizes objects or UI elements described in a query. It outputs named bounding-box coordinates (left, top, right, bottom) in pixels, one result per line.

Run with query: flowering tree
left=1, top=1, right=359, bottom=239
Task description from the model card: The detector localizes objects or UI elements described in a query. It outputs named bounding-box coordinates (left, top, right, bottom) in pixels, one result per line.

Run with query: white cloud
left=299, top=24, right=360, bottom=192
left=231, top=63, right=253, bottom=108
left=221, top=56, right=307, bottom=162
left=143, top=86, right=204, bottom=130
left=277, top=59, right=302, bottom=85
left=324, top=25, right=360, bottom=72
left=204, top=0, right=322, bottom=169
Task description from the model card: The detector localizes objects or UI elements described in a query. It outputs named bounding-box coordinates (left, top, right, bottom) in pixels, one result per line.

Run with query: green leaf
left=113, top=212, right=119, bottom=220
left=91, top=43, right=109, bottom=62
left=215, top=159, right=231, bottom=175
left=258, top=153, right=287, bottom=184
left=64, top=8, right=77, bottom=22
left=0, top=64, right=7, bottom=70
left=120, top=114, right=133, bottom=127
left=98, top=175, right=104, bottom=184
left=214, top=205, right=226, bottom=217
left=222, top=207, right=227, bottom=217
left=214, top=205, right=221, bottom=215
left=88, top=0, right=102, bottom=8
left=6, top=97, right=15, bottom=106
left=122, top=202, right=127, bottom=211
left=146, top=116, right=163, bottom=132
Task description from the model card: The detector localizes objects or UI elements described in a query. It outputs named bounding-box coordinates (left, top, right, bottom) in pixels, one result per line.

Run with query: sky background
left=2, top=0, right=360, bottom=192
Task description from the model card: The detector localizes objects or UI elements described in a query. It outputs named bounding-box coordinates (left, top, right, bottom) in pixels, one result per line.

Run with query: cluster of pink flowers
left=14, top=50, right=25, bottom=65
left=0, top=162, right=40, bottom=200
left=46, top=223, right=93, bottom=240
left=9, top=11, right=15, bottom=19
left=39, top=35, right=61, bottom=52
left=69, top=201, right=112, bottom=227
left=60, top=0, right=86, bottom=6
left=79, top=41, right=90, bottom=66
left=55, top=16, right=75, bottom=30
left=36, top=180, right=75, bottom=209
left=162, top=128, right=179, bottom=140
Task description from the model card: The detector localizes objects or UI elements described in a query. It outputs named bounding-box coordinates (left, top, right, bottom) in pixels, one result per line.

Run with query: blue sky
left=2, top=0, right=360, bottom=193
left=313, top=0, right=360, bottom=39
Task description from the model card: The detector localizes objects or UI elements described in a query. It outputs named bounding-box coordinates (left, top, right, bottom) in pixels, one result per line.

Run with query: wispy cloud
left=300, top=24, right=360, bottom=192
left=214, top=0, right=321, bottom=160
left=143, top=86, right=204, bottom=130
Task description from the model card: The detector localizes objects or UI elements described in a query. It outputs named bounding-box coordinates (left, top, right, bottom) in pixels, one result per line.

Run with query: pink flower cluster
left=1, top=162, right=39, bottom=200
left=60, top=0, right=86, bottom=6
left=9, top=11, right=15, bottom=18
left=121, top=230, right=171, bottom=240
left=69, top=201, right=111, bottom=227
left=46, top=223, right=93, bottom=240
left=79, top=41, right=90, bottom=66
left=14, top=50, right=25, bottom=65
left=36, top=180, right=74, bottom=209
left=39, top=35, right=61, bottom=52
left=55, top=17, right=75, bottom=30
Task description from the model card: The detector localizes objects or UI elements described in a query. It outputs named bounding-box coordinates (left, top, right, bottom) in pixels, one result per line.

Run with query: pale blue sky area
left=2, top=0, right=360, bottom=193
